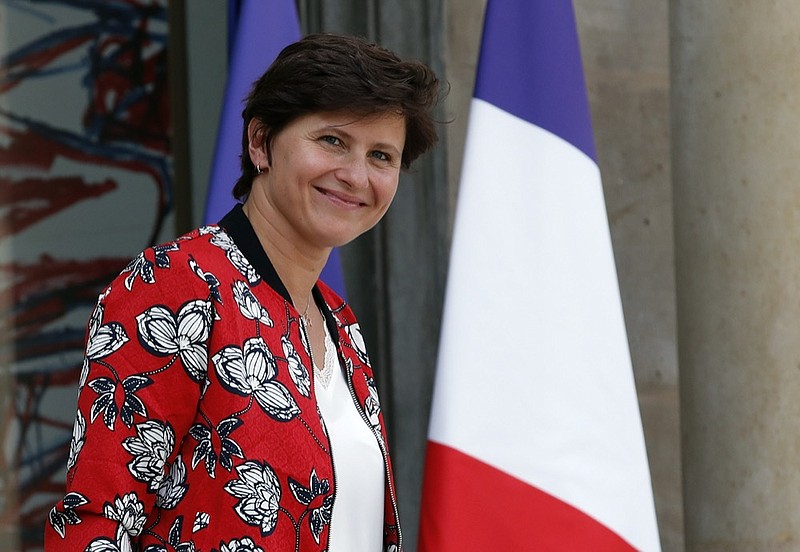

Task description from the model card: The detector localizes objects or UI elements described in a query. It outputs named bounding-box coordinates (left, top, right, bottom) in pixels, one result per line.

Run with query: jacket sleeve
left=44, top=248, right=215, bottom=551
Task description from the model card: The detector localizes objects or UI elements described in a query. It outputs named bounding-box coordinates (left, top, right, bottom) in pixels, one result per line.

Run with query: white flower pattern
left=156, top=455, right=188, bottom=509
left=345, top=323, right=369, bottom=365
left=103, top=492, right=147, bottom=538
left=225, top=247, right=259, bottom=284
left=136, top=300, right=213, bottom=382
left=67, top=411, right=86, bottom=472
left=122, top=420, right=175, bottom=491
left=213, top=337, right=300, bottom=421
left=224, top=461, right=281, bottom=536
left=215, top=537, right=265, bottom=552
left=85, top=302, right=129, bottom=362
left=282, top=336, right=310, bottom=397
left=232, top=281, right=273, bottom=326
left=85, top=537, right=124, bottom=552
left=192, top=512, right=210, bottom=533
left=206, top=227, right=235, bottom=250
left=364, top=375, right=384, bottom=441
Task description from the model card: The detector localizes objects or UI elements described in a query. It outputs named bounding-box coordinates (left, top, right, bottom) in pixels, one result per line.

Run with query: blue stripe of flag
left=473, top=0, right=597, bottom=162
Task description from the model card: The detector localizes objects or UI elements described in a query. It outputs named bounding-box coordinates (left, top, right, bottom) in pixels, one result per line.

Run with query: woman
left=45, top=33, right=439, bottom=552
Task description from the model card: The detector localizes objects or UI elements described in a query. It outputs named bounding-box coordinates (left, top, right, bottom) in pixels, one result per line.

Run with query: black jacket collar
left=217, top=204, right=337, bottom=339
left=218, top=203, right=292, bottom=305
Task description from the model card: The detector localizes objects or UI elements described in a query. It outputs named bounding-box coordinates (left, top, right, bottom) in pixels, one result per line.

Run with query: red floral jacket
left=44, top=205, right=402, bottom=552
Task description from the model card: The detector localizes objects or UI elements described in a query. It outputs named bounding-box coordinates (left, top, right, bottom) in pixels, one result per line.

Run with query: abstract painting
left=0, top=1, right=173, bottom=548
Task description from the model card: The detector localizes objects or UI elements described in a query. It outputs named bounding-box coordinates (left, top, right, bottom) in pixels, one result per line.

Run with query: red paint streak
left=0, top=123, right=167, bottom=242
left=0, top=175, right=117, bottom=239
left=1, top=256, right=130, bottom=343
left=86, top=24, right=171, bottom=152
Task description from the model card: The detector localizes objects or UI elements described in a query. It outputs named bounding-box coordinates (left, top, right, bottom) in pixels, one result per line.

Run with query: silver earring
left=256, top=164, right=262, bottom=175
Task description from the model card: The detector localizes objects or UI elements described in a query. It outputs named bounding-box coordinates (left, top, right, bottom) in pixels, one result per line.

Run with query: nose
left=336, top=154, right=369, bottom=189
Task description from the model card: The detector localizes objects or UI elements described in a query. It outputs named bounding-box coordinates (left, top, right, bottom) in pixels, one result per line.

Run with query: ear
left=247, top=118, right=270, bottom=170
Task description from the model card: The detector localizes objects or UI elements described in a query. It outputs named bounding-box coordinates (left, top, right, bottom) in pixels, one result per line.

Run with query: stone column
left=672, top=3, right=800, bottom=550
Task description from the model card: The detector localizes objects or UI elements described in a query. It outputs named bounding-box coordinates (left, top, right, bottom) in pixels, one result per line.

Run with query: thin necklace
left=299, top=293, right=335, bottom=390
left=300, top=293, right=313, bottom=328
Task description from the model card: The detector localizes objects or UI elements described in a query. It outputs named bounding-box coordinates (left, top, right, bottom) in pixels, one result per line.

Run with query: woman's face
left=247, top=110, right=405, bottom=252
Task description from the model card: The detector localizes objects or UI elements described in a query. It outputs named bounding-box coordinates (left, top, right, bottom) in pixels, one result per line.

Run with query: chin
left=326, top=234, right=362, bottom=248
left=319, top=223, right=376, bottom=248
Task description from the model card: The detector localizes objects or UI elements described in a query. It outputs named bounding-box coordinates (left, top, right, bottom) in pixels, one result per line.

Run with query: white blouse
left=315, top=320, right=385, bottom=551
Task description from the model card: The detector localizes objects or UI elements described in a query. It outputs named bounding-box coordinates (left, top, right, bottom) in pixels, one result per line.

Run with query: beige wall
left=673, top=2, right=800, bottom=550
left=575, top=1, right=681, bottom=550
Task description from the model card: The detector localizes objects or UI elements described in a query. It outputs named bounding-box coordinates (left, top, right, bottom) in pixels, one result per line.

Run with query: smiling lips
left=315, top=186, right=367, bottom=208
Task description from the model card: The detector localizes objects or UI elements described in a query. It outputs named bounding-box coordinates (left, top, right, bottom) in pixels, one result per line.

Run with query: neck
left=241, top=196, right=330, bottom=309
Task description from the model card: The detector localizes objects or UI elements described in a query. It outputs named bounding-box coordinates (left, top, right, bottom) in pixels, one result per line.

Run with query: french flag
left=204, top=0, right=346, bottom=296
left=418, top=1, right=661, bottom=550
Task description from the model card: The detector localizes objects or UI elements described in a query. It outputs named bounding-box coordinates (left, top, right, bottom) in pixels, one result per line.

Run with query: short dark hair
left=232, top=33, right=440, bottom=201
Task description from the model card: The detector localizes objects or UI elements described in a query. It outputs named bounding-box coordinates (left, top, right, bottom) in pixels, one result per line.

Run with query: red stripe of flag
left=419, top=442, right=637, bottom=551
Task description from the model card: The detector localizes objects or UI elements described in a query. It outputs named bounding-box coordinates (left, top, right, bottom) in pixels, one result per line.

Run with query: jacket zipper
left=342, top=357, right=403, bottom=550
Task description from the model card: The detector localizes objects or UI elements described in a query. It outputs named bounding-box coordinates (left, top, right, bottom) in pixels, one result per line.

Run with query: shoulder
left=317, top=281, right=372, bottom=362
left=100, top=225, right=236, bottom=309
left=317, top=280, right=356, bottom=325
